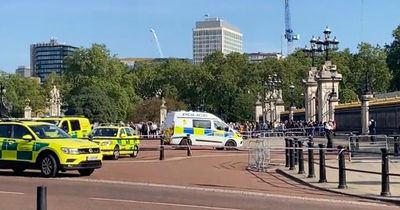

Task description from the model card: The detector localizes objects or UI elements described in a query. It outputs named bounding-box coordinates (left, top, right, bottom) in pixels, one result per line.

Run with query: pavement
left=276, top=136, right=400, bottom=204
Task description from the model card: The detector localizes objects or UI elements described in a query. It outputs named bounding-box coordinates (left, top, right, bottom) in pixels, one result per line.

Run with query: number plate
left=86, top=156, right=98, bottom=161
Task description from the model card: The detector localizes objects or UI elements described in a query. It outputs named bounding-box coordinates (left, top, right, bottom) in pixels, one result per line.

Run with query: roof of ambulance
left=169, top=111, right=218, bottom=119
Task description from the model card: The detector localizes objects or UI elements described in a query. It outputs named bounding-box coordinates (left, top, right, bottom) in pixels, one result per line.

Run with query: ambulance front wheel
left=112, top=146, right=120, bottom=160
left=179, top=138, right=192, bottom=146
left=40, top=153, right=59, bottom=177
left=130, top=145, right=139, bottom=158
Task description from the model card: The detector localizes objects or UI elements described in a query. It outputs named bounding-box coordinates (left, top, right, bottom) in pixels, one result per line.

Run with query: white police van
left=162, top=111, right=243, bottom=148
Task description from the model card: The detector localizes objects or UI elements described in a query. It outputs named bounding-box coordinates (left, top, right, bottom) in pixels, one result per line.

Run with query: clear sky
left=0, top=0, right=399, bottom=72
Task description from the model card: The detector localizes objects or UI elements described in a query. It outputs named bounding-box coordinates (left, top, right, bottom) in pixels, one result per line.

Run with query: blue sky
left=0, top=0, right=399, bottom=72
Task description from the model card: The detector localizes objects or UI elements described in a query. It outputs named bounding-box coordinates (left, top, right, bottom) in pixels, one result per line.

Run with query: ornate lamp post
left=316, top=26, right=339, bottom=62
left=361, top=69, right=374, bottom=134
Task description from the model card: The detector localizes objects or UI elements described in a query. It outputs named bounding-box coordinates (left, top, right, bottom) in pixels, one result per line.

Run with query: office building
left=193, top=17, right=243, bottom=64
left=30, top=38, right=77, bottom=82
left=15, top=66, right=32, bottom=77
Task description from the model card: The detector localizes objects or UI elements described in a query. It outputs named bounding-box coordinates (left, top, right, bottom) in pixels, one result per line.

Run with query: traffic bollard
left=160, top=138, right=165, bottom=160
left=186, top=140, right=192, bottom=157
left=338, top=145, right=347, bottom=189
left=381, top=148, right=391, bottom=196
left=289, top=139, right=295, bottom=170
left=37, top=186, right=47, bottom=210
left=294, top=138, right=298, bottom=165
left=307, top=141, right=315, bottom=178
left=318, top=144, right=327, bottom=183
left=298, top=140, right=305, bottom=174
left=394, top=137, right=399, bottom=156
left=285, top=138, right=290, bottom=167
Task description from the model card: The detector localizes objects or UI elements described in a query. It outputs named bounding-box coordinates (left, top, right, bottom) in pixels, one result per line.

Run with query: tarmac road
left=0, top=140, right=397, bottom=210
left=0, top=175, right=397, bottom=210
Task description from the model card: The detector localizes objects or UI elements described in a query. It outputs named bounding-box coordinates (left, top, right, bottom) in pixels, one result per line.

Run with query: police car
left=0, top=120, right=102, bottom=177
left=90, top=125, right=140, bottom=160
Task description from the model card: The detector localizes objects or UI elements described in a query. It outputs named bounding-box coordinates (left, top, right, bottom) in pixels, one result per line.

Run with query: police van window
left=70, top=120, right=81, bottom=131
left=12, top=125, right=31, bottom=139
left=0, top=125, right=12, bottom=138
left=125, top=128, right=133, bottom=136
left=61, top=121, right=69, bottom=132
left=214, top=121, right=226, bottom=130
left=193, top=120, right=211, bottom=129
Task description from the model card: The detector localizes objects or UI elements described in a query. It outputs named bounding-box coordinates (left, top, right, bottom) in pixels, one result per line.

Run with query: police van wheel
left=78, top=169, right=95, bottom=176
left=12, top=168, right=25, bottom=175
left=225, top=140, right=237, bottom=151
left=112, top=146, right=120, bottom=160
left=130, top=146, right=139, bottom=158
left=40, top=154, right=58, bottom=177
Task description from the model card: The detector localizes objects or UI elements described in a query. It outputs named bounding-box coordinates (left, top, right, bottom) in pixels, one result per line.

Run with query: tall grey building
left=193, top=17, right=243, bottom=64
left=15, top=66, right=32, bottom=77
left=30, top=38, right=77, bottom=83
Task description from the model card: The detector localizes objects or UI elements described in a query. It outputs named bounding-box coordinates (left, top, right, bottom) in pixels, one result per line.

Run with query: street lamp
left=315, top=26, right=339, bottom=61
left=0, top=84, right=6, bottom=117
left=289, top=83, right=295, bottom=107
left=302, top=36, right=322, bottom=67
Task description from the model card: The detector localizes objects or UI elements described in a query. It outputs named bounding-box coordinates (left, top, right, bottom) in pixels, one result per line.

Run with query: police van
left=162, top=111, right=243, bottom=149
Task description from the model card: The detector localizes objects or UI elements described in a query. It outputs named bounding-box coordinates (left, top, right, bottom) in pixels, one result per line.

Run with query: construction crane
left=149, top=29, right=164, bottom=58
left=284, top=0, right=299, bottom=55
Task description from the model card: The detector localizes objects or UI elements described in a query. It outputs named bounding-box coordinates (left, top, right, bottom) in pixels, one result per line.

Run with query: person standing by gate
left=369, top=119, right=376, bottom=135
left=324, top=120, right=335, bottom=148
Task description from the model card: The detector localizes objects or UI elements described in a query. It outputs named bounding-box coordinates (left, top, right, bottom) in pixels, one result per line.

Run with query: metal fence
left=348, top=135, right=389, bottom=161
left=247, top=138, right=271, bottom=172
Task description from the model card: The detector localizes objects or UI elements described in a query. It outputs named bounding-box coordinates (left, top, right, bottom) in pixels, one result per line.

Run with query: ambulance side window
left=12, top=125, right=31, bottom=139
left=61, top=121, right=69, bottom=132
left=125, top=128, right=133, bottom=136
left=70, top=120, right=81, bottom=131
left=193, top=120, right=211, bottom=129
left=0, top=125, right=12, bottom=138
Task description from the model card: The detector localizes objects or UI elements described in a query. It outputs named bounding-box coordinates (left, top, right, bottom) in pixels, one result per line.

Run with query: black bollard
left=160, top=138, right=165, bottom=160
left=307, top=141, right=315, bottom=178
left=298, top=140, right=305, bottom=174
left=186, top=137, right=192, bottom=157
left=318, top=144, right=327, bottom=183
left=338, top=145, right=347, bottom=189
left=294, top=138, right=298, bottom=165
left=285, top=138, right=289, bottom=167
left=381, top=148, right=391, bottom=196
left=37, top=186, right=47, bottom=210
left=289, top=139, right=295, bottom=170
left=394, top=137, right=399, bottom=156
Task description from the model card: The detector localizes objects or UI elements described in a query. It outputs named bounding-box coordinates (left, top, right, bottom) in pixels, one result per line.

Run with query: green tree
left=386, top=25, right=400, bottom=90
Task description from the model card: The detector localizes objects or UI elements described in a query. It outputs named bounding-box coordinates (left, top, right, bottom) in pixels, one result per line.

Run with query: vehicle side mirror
left=22, top=134, right=33, bottom=141
left=120, top=134, right=127, bottom=138
left=224, top=127, right=230, bottom=132
left=88, top=134, right=93, bottom=141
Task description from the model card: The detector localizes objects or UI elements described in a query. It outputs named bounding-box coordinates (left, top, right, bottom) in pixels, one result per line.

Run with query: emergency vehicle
left=35, top=116, right=91, bottom=139
left=90, top=125, right=140, bottom=160
left=162, top=111, right=243, bottom=149
left=0, top=121, right=102, bottom=177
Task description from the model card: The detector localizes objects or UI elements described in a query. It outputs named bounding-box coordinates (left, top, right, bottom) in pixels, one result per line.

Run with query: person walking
left=324, top=120, right=334, bottom=148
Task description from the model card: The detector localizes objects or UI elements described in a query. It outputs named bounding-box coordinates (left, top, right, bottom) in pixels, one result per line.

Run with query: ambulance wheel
left=78, top=169, right=95, bottom=176
left=225, top=140, right=237, bottom=151
left=40, top=153, right=59, bottom=177
left=112, top=146, right=120, bottom=160
left=179, top=138, right=192, bottom=146
left=12, top=167, right=25, bottom=175
left=130, top=145, right=139, bottom=158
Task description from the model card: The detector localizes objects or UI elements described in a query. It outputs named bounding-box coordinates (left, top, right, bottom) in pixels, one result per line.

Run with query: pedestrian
left=369, top=118, right=376, bottom=142
left=324, top=120, right=334, bottom=148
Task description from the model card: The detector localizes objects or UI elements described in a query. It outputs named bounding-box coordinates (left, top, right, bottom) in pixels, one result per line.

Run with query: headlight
left=61, top=148, right=80, bottom=155
left=101, top=141, right=112, bottom=146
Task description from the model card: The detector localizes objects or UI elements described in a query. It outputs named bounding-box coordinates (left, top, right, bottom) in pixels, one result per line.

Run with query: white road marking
left=90, top=197, right=243, bottom=210
left=104, top=154, right=248, bottom=163
left=0, top=191, right=24, bottom=195
left=58, top=178, right=394, bottom=208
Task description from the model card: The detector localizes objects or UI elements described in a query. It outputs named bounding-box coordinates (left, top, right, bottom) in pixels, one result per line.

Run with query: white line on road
left=90, top=197, right=243, bottom=210
left=59, top=178, right=394, bottom=208
left=103, top=154, right=248, bottom=163
left=0, top=191, right=24, bottom=195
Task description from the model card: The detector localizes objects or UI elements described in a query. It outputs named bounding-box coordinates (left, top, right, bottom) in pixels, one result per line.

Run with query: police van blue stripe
left=183, top=127, right=194, bottom=134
